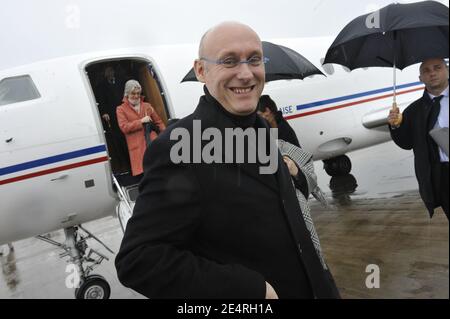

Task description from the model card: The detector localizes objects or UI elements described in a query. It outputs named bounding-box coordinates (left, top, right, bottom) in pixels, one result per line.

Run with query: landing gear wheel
left=75, top=274, right=111, bottom=299
left=323, top=155, right=352, bottom=176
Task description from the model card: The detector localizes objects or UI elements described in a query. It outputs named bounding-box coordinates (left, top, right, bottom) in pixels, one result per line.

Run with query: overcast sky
left=0, top=0, right=448, bottom=70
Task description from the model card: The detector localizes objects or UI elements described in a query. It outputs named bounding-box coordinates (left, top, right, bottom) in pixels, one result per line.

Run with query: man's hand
left=141, top=116, right=151, bottom=123
left=283, top=156, right=299, bottom=177
left=265, top=281, right=279, bottom=299
left=388, top=103, right=403, bottom=128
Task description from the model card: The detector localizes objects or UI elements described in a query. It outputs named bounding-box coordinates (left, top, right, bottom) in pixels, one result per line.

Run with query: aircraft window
left=320, top=58, right=335, bottom=75
left=0, top=75, right=41, bottom=106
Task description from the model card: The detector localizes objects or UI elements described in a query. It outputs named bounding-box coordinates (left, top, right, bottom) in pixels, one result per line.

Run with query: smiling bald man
left=116, top=21, right=340, bottom=299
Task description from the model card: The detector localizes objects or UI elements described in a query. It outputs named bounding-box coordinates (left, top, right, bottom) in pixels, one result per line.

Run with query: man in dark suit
left=388, top=58, right=449, bottom=219
left=96, top=65, right=130, bottom=174
left=115, top=22, right=339, bottom=299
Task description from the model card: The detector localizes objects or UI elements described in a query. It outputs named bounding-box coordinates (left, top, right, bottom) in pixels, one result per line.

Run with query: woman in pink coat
left=116, top=80, right=166, bottom=176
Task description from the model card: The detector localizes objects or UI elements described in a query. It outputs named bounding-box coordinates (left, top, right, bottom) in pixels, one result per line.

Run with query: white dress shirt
left=428, top=86, right=449, bottom=162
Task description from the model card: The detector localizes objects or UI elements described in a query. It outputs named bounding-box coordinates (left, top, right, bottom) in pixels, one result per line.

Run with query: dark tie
left=428, top=95, right=444, bottom=163
left=428, top=95, right=444, bottom=130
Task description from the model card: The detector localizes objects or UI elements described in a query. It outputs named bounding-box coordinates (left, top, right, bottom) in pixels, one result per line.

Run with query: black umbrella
left=323, top=0, right=449, bottom=106
left=181, top=41, right=324, bottom=83
left=143, top=121, right=161, bottom=148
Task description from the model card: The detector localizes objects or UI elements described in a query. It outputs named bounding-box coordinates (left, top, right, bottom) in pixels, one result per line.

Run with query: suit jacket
left=115, top=88, right=340, bottom=298
left=116, top=98, right=165, bottom=176
left=390, top=90, right=444, bottom=217
left=97, top=79, right=124, bottom=128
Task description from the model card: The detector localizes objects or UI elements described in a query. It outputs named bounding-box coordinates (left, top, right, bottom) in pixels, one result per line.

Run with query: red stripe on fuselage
left=285, top=87, right=424, bottom=120
left=0, top=156, right=109, bottom=185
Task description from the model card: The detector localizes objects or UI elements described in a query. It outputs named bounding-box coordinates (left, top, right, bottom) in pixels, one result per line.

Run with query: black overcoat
left=115, top=89, right=339, bottom=298
left=390, top=90, right=445, bottom=217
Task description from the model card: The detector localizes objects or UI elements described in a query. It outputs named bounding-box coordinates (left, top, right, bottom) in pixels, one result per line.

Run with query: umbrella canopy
left=181, top=41, right=324, bottom=83
left=323, top=1, right=449, bottom=71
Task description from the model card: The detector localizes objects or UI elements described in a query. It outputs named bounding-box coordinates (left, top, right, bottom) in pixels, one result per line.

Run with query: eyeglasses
left=200, top=56, right=269, bottom=68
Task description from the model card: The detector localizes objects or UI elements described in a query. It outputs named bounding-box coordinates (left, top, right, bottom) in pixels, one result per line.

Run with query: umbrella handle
left=390, top=102, right=403, bottom=127
left=392, top=30, right=398, bottom=105
left=393, top=66, right=397, bottom=104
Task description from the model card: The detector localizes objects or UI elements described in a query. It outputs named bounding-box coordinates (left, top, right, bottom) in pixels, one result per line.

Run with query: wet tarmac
left=0, top=141, right=448, bottom=299
left=0, top=217, right=144, bottom=299
left=312, top=141, right=448, bottom=299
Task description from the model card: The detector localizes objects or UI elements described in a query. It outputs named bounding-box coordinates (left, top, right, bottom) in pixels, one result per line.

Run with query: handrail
left=112, top=175, right=133, bottom=214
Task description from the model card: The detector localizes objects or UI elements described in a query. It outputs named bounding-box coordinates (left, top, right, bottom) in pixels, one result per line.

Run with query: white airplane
left=0, top=37, right=423, bottom=298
